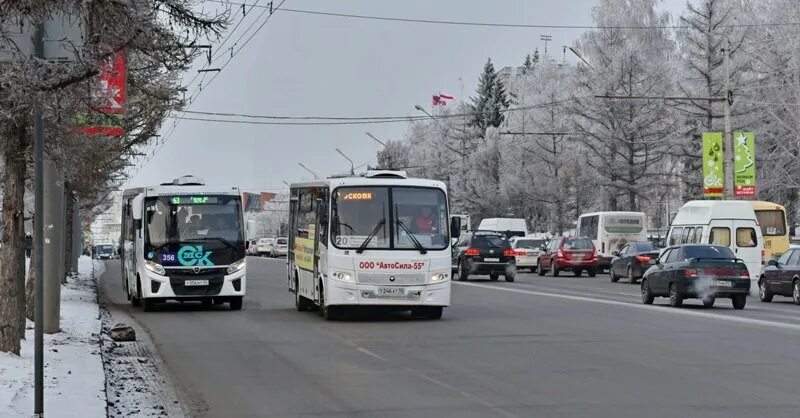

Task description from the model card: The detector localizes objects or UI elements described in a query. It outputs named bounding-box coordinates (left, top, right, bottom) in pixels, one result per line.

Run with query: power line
left=204, top=0, right=800, bottom=30
left=170, top=115, right=427, bottom=125
left=182, top=109, right=429, bottom=121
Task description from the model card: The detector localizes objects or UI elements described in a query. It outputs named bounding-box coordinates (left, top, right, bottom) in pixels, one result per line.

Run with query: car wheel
left=669, top=283, right=683, bottom=307
left=489, top=273, right=499, bottom=281
left=628, top=266, right=637, bottom=284
left=610, top=267, right=619, bottom=282
left=458, top=260, right=469, bottom=281
left=587, top=268, right=596, bottom=278
left=641, top=279, right=654, bottom=304
left=573, top=268, right=582, bottom=277
left=793, top=280, right=800, bottom=305
left=551, top=261, right=560, bottom=277
left=537, top=263, right=545, bottom=276
left=229, top=297, right=243, bottom=311
left=759, top=279, right=773, bottom=302
left=505, top=272, right=515, bottom=282
left=702, top=296, right=715, bottom=308
left=732, top=294, right=747, bottom=310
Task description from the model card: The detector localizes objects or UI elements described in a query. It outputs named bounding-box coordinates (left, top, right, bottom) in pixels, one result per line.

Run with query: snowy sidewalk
left=0, top=256, right=106, bottom=417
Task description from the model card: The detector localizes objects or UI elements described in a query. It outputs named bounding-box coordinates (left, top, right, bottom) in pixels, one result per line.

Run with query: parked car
left=641, top=244, right=750, bottom=309
left=758, top=247, right=800, bottom=304
left=510, top=237, right=547, bottom=272
left=246, top=239, right=258, bottom=256
left=273, top=237, right=289, bottom=257
left=452, top=231, right=516, bottom=282
left=256, top=238, right=275, bottom=257
left=609, top=241, right=661, bottom=284
left=537, top=237, right=598, bottom=277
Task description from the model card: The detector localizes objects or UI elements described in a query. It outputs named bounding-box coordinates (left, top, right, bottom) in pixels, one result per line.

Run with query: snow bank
left=0, top=256, right=106, bottom=417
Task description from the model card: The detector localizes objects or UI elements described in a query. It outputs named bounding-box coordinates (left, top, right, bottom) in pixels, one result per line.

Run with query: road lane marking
left=356, top=347, right=388, bottom=362
left=454, top=281, right=800, bottom=333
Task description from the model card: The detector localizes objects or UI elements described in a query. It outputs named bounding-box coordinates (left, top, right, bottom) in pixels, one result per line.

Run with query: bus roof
left=672, top=200, right=757, bottom=225
left=578, top=211, right=645, bottom=218
left=289, top=175, right=446, bottom=191
left=123, top=184, right=240, bottom=197
left=751, top=201, right=785, bottom=211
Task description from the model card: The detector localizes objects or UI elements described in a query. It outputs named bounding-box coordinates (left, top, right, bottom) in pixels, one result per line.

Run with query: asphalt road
left=99, top=258, right=800, bottom=418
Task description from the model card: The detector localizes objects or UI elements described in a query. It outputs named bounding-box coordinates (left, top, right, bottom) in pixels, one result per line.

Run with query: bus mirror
left=450, top=217, right=461, bottom=239
left=131, top=193, right=144, bottom=221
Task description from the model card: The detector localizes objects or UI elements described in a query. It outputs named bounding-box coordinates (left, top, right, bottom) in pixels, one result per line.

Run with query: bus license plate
left=713, top=280, right=732, bottom=287
left=484, top=257, right=500, bottom=262
left=185, top=279, right=209, bottom=286
left=377, top=287, right=405, bottom=297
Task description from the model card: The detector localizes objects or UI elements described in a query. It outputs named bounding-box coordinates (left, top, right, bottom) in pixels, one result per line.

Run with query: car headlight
left=227, top=258, right=246, bottom=274
left=431, top=272, right=448, bottom=282
left=331, top=271, right=353, bottom=282
left=144, top=260, right=166, bottom=276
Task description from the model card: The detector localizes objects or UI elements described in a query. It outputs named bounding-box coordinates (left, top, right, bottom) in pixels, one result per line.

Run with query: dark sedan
left=609, top=241, right=660, bottom=284
left=758, top=247, right=800, bottom=304
left=641, top=244, right=750, bottom=309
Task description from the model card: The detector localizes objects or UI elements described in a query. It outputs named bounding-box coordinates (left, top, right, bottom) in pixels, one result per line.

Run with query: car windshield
left=514, top=239, right=544, bottom=249
left=96, top=245, right=113, bottom=254
left=631, top=242, right=655, bottom=252
left=331, top=186, right=448, bottom=250
left=563, top=239, right=593, bottom=250
left=473, top=235, right=509, bottom=249
left=277, top=238, right=288, bottom=245
left=144, top=195, right=244, bottom=246
left=683, top=245, right=735, bottom=260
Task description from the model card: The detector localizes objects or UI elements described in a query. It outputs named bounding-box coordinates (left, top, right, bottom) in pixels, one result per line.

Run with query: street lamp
left=297, top=162, right=319, bottom=179
left=414, top=104, right=437, bottom=122
left=282, top=180, right=290, bottom=188
left=335, top=148, right=355, bottom=175
left=365, top=132, right=387, bottom=147
left=567, top=46, right=593, bottom=70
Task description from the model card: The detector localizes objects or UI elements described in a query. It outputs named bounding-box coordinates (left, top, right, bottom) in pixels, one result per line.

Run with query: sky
left=126, top=0, right=687, bottom=193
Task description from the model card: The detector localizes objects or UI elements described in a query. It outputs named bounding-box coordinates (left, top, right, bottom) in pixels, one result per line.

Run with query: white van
left=668, top=200, right=763, bottom=294
left=578, top=212, right=648, bottom=270
left=477, top=218, right=528, bottom=238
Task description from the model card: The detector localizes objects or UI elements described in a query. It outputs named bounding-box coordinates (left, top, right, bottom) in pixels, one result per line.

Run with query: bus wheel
left=295, top=280, right=311, bottom=311
left=229, top=297, right=243, bottom=311
left=319, top=287, right=338, bottom=320
left=131, top=278, right=141, bottom=307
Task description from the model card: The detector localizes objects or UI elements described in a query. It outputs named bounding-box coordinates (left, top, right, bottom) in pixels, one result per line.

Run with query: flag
left=432, top=94, right=442, bottom=106
left=439, top=92, right=454, bottom=100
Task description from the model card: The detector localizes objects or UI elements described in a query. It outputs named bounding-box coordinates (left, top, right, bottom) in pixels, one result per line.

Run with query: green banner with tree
left=733, top=132, right=756, bottom=197
left=702, top=132, right=724, bottom=197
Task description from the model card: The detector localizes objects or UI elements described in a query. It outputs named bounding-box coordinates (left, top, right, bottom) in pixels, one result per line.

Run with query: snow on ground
left=0, top=256, right=106, bottom=417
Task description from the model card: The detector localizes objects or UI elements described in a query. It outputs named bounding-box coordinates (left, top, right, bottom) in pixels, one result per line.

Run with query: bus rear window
left=755, top=210, right=786, bottom=236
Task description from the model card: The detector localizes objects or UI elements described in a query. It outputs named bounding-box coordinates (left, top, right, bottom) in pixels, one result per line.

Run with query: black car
left=758, top=247, right=800, bottom=304
left=641, top=244, right=750, bottom=309
left=609, top=241, right=660, bottom=284
left=452, top=231, right=516, bottom=282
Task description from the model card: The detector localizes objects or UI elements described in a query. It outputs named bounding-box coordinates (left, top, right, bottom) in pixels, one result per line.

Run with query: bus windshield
left=144, top=195, right=245, bottom=265
left=331, top=186, right=448, bottom=250
left=755, top=209, right=786, bottom=236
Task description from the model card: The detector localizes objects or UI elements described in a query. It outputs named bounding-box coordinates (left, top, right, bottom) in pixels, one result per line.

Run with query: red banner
left=77, top=50, right=127, bottom=136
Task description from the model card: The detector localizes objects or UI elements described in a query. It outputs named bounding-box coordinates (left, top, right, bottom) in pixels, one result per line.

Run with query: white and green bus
left=577, top=212, right=648, bottom=270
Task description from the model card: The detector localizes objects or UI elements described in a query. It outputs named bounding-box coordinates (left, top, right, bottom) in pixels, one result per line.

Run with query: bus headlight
left=331, top=271, right=353, bottom=282
left=227, top=258, right=246, bottom=275
left=431, top=273, right=448, bottom=282
left=144, top=260, right=166, bottom=276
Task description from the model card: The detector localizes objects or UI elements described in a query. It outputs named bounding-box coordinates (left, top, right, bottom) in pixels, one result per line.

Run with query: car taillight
left=465, top=248, right=480, bottom=256
left=557, top=249, right=564, bottom=259
left=740, top=270, right=750, bottom=279
left=503, top=249, right=516, bottom=257
left=684, top=269, right=698, bottom=278
left=635, top=256, right=650, bottom=263
left=516, top=250, right=527, bottom=256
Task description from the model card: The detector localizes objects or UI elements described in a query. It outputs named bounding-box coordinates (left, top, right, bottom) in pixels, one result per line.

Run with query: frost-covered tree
left=571, top=0, right=678, bottom=212
left=469, top=58, right=509, bottom=135
left=376, top=139, right=411, bottom=170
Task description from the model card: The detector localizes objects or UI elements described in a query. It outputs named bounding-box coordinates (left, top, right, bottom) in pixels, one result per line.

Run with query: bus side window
left=694, top=227, right=704, bottom=244
left=709, top=227, right=731, bottom=246
left=682, top=227, right=694, bottom=244
left=669, top=227, right=682, bottom=246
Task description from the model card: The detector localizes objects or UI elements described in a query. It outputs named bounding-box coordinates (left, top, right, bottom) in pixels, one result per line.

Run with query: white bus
left=578, top=211, right=648, bottom=270
left=120, top=175, right=247, bottom=311
left=288, top=170, right=454, bottom=320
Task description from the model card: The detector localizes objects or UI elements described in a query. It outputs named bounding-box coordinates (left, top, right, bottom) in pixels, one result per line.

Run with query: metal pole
left=33, top=22, right=44, bottom=418
left=43, top=158, right=63, bottom=333
left=365, top=132, right=387, bottom=148
left=723, top=44, right=733, bottom=199
left=335, top=148, right=354, bottom=175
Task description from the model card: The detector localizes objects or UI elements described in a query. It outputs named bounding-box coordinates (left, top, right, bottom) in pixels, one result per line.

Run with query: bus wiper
left=356, top=218, right=385, bottom=254
left=395, top=219, right=427, bottom=255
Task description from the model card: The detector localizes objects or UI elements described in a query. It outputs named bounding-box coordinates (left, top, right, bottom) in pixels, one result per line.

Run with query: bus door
left=314, top=190, right=329, bottom=301
left=288, top=194, right=299, bottom=290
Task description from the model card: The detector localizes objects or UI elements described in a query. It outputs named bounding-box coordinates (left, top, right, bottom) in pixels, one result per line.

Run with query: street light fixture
left=335, top=148, right=355, bottom=175
left=567, top=46, right=594, bottom=70
left=297, top=162, right=319, bottom=179
left=365, top=132, right=387, bottom=148
left=414, top=104, right=436, bottom=121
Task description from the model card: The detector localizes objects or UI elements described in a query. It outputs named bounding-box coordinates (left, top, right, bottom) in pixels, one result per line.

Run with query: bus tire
left=319, top=283, right=338, bottom=320
left=229, top=297, right=243, bottom=311
left=131, top=278, right=142, bottom=307
left=295, top=279, right=311, bottom=311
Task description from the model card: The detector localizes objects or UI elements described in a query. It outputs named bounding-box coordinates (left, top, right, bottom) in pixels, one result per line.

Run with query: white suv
left=256, top=238, right=276, bottom=257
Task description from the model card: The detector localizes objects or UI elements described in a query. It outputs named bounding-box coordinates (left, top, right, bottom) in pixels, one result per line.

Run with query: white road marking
left=455, top=281, right=800, bottom=333
left=356, top=347, right=388, bottom=362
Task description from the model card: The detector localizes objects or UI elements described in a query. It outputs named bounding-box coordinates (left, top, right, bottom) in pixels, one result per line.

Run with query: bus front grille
left=357, top=273, right=426, bottom=285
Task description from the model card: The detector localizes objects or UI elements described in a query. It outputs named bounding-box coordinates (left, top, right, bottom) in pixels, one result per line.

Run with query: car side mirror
left=655, top=259, right=661, bottom=265
left=612, top=251, right=619, bottom=256
left=768, top=259, right=778, bottom=267
left=450, top=217, right=461, bottom=239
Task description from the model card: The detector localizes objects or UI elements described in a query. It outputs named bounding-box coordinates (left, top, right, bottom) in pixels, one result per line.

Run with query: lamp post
left=365, top=132, right=387, bottom=148
left=297, top=162, right=319, bottom=179
left=335, top=148, right=355, bottom=175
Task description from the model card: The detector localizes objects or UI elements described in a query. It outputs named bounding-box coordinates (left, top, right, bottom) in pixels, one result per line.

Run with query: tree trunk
left=0, top=121, right=29, bottom=354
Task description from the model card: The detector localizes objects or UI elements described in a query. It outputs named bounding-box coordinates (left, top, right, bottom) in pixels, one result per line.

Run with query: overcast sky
left=126, top=0, right=687, bottom=193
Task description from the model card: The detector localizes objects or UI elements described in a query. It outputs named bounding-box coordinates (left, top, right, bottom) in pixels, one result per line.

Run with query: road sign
left=702, top=132, right=724, bottom=198
left=734, top=132, right=756, bottom=197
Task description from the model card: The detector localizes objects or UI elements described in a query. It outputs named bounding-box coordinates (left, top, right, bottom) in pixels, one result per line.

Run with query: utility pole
left=540, top=35, right=552, bottom=60
left=722, top=43, right=734, bottom=198
left=33, top=21, right=44, bottom=417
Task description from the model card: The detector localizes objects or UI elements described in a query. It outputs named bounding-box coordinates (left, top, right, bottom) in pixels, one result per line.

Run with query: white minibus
left=578, top=212, right=648, bottom=270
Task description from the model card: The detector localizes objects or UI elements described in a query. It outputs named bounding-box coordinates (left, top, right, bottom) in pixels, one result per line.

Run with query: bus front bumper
left=141, top=267, right=246, bottom=300
left=325, top=280, right=451, bottom=307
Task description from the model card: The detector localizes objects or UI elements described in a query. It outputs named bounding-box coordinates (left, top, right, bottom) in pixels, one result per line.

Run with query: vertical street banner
left=702, top=132, right=724, bottom=198
left=734, top=132, right=756, bottom=197
left=243, top=192, right=277, bottom=212
left=77, top=50, right=127, bottom=136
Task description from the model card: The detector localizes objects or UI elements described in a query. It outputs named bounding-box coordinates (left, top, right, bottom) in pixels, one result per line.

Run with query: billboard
left=243, top=192, right=276, bottom=212
left=734, top=132, right=756, bottom=197
left=77, top=50, right=127, bottom=136
left=702, top=132, right=724, bottom=198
